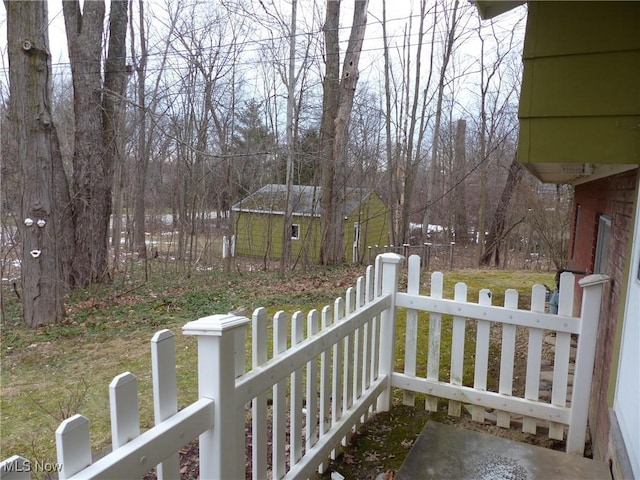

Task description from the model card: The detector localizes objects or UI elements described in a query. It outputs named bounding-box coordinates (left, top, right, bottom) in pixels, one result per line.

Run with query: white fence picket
left=425, top=271, right=443, bottom=412
left=306, top=310, right=320, bottom=451
left=404, top=255, right=421, bottom=406
left=150, top=329, right=179, bottom=480
left=273, top=310, right=288, bottom=479
left=472, top=289, right=492, bottom=423
left=354, top=276, right=365, bottom=407
left=497, top=289, right=518, bottom=428
left=318, top=305, right=333, bottom=474
left=364, top=266, right=375, bottom=419
left=56, top=415, right=92, bottom=479
left=550, top=272, right=575, bottom=440
left=448, top=282, right=467, bottom=417
left=344, top=287, right=355, bottom=419
left=252, top=307, right=268, bottom=480
left=523, top=284, right=546, bottom=434
left=109, top=372, right=140, bottom=449
left=332, top=297, right=345, bottom=457
left=291, top=311, right=305, bottom=466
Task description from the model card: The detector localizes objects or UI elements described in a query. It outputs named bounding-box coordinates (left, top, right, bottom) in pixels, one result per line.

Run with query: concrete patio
left=396, top=422, right=611, bottom=480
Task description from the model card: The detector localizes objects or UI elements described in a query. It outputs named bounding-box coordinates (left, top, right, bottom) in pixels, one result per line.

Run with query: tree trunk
left=320, top=0, right=369, bottom=265
left=6, top=0, right=72, bottom=326
left=398, top=0, right=433, bottom=245
left=423, top=0, right=460, bottom=240
left=103, top=0, right=128, bottom=268
left=280, top=0, right=297, bottom=276
left=63, top=0, right=110, bottom=286
left=381, top=0, right=396, bottom=246
left=319, top=0, right=341, bottom=265
left=480, top=155, right=523, bottom=266
left=132, top=0, right=149, bottom=259
left=453, top=119, right=469, bottom=244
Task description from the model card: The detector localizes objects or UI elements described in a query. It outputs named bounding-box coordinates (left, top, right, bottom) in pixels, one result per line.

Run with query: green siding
left=344, top=192, right=389, bottom=262
left=234, top=211, right=278, bottom=260
left=519, top=116, right=640, bottom=165
left=234, top=211, right=321, bottom=262
left=290, top=215, right=321, bottom=263
left=518, top=2, right=640, bottom=167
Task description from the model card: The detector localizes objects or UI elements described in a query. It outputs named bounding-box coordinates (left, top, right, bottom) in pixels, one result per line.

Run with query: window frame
left=594, top=214, right=612, bottom=274
left=291, top=223, right=300, bottom=240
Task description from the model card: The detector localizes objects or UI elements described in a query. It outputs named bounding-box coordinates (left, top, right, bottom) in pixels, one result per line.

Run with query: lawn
left=0, top=261, right=555, bottom=478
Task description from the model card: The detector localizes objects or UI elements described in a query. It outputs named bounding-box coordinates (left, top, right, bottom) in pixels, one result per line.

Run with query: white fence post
left=376, top=253, right=404, bottom=412
left=567, top=274, right=609, bottom=454
left=183, top=313, right=251, bottom=479
left=403, top=255, right=421, bottom=407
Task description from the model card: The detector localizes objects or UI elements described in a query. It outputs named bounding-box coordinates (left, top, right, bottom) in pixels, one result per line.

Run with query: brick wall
left=567, top=168, right=638, bottom=462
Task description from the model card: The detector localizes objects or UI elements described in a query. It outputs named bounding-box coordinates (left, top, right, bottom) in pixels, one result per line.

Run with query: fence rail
left=1, top=253, right=608, bottom=479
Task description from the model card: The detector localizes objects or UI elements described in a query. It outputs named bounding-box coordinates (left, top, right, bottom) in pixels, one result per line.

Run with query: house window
left=571, top=204, right=581, bottom=261
left=291, top=224, right=300, bottom=240
left=594, top=214, right=611, bottom=274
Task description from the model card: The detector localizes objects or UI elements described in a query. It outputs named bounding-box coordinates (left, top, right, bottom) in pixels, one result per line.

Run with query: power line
left=0, top=8, right=525, bottom=78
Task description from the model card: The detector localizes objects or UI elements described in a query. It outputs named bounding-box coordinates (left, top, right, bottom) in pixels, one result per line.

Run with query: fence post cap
left=377, top=252, right=404, bottom=264
left=578, top=274, right=610, bottom=288
left=183, top=314, right=250, bottom=337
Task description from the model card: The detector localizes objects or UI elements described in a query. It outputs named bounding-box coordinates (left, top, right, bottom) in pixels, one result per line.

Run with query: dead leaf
left=400, top=438, right=414, bottom=449
left=365, top=451, right=380, bottom=462
left=344, top=453, right=356, bottom=465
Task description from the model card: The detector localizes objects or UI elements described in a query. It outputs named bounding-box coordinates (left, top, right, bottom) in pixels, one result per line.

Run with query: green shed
left=232, top=184, right=389, bottom=263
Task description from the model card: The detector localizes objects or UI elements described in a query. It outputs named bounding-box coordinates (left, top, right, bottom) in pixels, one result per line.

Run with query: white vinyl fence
left=1, top=253, right=608, bottom=480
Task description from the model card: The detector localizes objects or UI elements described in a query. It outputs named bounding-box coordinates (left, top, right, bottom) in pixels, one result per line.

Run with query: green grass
left=0, top=263, right=554, bottom=477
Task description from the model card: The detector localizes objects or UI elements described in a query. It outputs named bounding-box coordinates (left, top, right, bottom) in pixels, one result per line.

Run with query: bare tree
left=452, top=119, right=469, bottom=244
left=161, top=0, right=247, bottom=271
left=63, top=0, right=128, bottom=286
left=422, top=0, right=466, bottom=240
left=131, top=0, right=149, bottom=260
left=523, top=183, right=573, bottom=270
left=280, top=0, right=298, bottom=275
left=5, top=0, right=73, bottom=325
left=104, top=0, right=129, bottom=269
left=473, top=14, right=522, bottom=264
left=480, top=155, right=524, bottom=266
left=320, top=0, right=369, bottom=265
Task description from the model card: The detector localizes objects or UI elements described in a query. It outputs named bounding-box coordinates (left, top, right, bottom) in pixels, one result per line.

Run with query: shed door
left=613, top=186, right=640, bottom=478
left=352, top=222, right=360, bottom=263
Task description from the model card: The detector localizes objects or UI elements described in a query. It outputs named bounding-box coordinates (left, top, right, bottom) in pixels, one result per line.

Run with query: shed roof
left=232, top=184, right=375, bottom=217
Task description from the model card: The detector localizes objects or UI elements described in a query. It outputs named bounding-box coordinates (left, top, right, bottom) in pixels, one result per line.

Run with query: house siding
left=233, top=190, right=389, bottom=263
left=567, top=167, right=638, bottom=464
left=518, top=2, right=640, bottom=168
left=344, top=193, right=389, bottom=262
left=234, top=211, right=320, bottom=262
